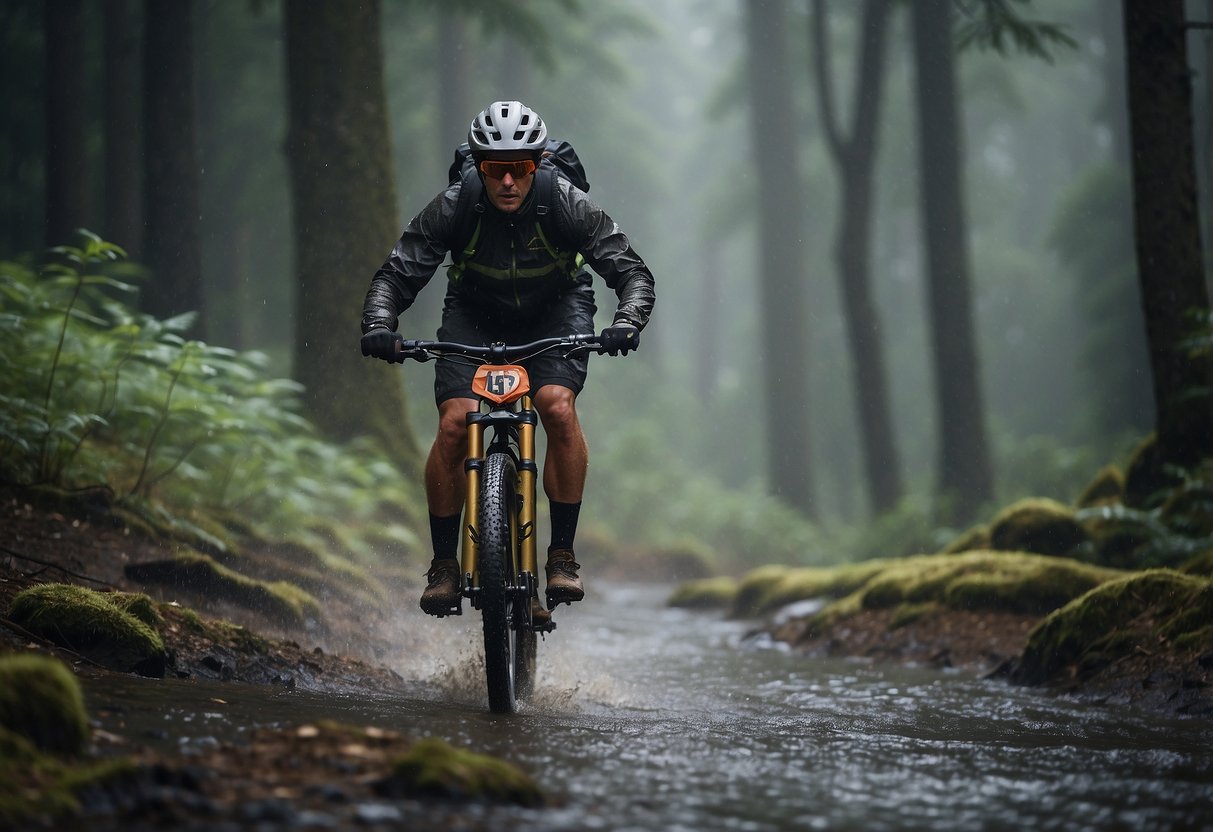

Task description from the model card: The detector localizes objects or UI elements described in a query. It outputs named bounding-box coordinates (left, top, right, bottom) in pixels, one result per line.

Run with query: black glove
left=360, top=327, right=404, bottom=363
left=599, top=324, right=640, bottom=356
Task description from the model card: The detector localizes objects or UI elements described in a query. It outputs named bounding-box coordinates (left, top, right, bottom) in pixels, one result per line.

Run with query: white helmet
left=468, top=101, right=548, bottom=158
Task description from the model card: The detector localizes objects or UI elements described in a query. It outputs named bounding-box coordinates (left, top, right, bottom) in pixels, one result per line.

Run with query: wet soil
left=0, top=492, right=410, bottom=693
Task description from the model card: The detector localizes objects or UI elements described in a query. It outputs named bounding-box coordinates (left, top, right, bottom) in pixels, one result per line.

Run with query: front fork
left=460, top=398, right=540, bottom=606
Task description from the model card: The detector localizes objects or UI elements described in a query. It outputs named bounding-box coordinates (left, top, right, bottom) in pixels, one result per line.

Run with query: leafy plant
left=0, top=234, right=423, bottom=567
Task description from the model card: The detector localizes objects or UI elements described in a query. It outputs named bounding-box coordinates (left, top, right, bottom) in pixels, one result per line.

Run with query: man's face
left=480, top=158, right=537, bottom=213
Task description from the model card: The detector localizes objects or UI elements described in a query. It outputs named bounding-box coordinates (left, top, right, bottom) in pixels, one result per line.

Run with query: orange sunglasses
left=479, top=159, right=538, bottom=180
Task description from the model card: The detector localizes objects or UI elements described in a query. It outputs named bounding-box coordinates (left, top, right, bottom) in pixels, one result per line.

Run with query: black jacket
left=361, top=176, right=655, bottom=333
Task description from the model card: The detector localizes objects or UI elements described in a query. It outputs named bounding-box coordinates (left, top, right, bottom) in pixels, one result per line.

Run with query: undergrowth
left=0, top=233, right=423, bottom=567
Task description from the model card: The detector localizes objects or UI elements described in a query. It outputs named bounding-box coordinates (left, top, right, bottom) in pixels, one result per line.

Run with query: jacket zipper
left=510, top=221, right=520, bottom=306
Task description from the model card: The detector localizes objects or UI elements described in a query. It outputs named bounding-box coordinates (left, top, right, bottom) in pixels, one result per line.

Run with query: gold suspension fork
left=461, top=416, right=485, bottom=585
left=518, top=395, right=538, bottom=577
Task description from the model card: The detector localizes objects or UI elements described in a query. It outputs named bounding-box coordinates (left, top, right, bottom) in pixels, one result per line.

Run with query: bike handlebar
left=394, top=333, right=604, bottom=363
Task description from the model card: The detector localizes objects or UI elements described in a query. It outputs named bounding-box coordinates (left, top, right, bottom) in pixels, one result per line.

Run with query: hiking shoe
left=419, top=558, right=461, bottom=615
left=545, top=549, right=584, bottom=605
left=530, top=595, right=551, bottom=628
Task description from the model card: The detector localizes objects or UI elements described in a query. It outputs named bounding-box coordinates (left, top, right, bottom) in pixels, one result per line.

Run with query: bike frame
left=396, top=334, right=599, bottom=626
left=394, top=334, right=604, bottom=711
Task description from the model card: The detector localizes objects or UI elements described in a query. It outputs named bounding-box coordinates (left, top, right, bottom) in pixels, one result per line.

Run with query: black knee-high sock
left=429, top=512, right=461, bottom=560
left=549, top=500, right=581, bottom=552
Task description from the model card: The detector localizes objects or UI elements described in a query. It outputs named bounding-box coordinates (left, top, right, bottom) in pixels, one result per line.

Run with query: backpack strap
left=533, top=167, right=584, bottom=277
left=449, top=164, right=485, bottom=283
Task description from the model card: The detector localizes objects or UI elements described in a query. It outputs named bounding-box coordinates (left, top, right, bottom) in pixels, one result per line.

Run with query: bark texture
left=744, top=0, right=815, bottom=515
left=811, top=0, right=902, bottom=515
left=910, top=0, right=994, bottom=522
left=44, top=0, right=90, bottom=246
left=142, top=0, right=204, bottom=334
left=1123, top=0, right=1213, bottom=469
left=104, top=0, right=142, bottom=257
left=284, top=0, right=419, bottom=465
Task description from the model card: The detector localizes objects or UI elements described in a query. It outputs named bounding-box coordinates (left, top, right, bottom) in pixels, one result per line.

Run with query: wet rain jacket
left=361, top=176, right=655, bottom=333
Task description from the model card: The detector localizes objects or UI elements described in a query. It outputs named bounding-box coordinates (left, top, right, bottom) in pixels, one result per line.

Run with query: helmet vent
left=467, top=101, right=548, bottom=156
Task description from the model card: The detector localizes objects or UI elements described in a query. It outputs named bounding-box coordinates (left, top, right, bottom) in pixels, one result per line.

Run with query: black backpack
left=446, top=140, right=589, bottom=272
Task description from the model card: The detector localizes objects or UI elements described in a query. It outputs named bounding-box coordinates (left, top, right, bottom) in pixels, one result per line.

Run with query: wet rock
left=304, top=783, right=351, bottom=803
left=374, top=737, right=544, bottom=807
left=238, top=798, right=297, bottom=823
left=989, top=498, right=1091, bottom=556
left=354, top=803, right=404, bottom=824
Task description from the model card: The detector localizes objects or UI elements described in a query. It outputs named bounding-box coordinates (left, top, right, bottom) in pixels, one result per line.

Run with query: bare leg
left=425, top=397, right=479, bottom=516
left=532, top=385, right=588, bottom=502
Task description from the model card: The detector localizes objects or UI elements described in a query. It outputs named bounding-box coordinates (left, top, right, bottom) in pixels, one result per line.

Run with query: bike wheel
left=515, top=600, right=537, bottom=701
left=479, top=452, right=522, bottom=713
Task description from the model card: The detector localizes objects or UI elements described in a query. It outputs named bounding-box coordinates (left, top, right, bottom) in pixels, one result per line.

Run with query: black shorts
left=433, top=280, right=598, bottom=405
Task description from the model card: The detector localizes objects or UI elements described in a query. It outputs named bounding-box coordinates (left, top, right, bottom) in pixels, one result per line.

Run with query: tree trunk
left=284, top=0, right=419, bottom=466
left=104, top=0, right=142, bottom=258
left=811, top=0, right=902, bottom=515
left=696, top=239, right=723, bottom=407
left=1203, top=0, right=1213, bottom=287
left=909, top=0, right=993, bottom=523
left=44, top=0, right=90, bottom=246
left=142, top=0, right=205, bottom=335
left=744, top=0, right=814, bottom=516
left=1122, top=0, right=1213, bottom=469
left=437, top=11, right=471, bottom=150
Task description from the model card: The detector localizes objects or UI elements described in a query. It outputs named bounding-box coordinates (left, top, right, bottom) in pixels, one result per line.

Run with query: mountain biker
left=360, top=100, right=655, bottom=622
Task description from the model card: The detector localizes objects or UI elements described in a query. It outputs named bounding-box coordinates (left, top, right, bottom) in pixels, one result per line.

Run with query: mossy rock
left=0, top=654, right=89, bottom=754
left=125, top=552, right=321, bottom=627
left=988, top=498, right=1091, bottom=556
left=750, top=560, right=895, bottom=617
left=375, top=737, right=543, bottom=807
left=0, top=724, right=138, bottom=827
left=730, top=565, right=791, bottom=617
left=7, top=585, right=167, bottom=677
left=1013, top=570, right=1213, bottom=685
left=1123, top=434, right=1181, bottom=509
left=1180, top=548, right=1213, bottom=576
left=1075, top=465, right=1125, bottom=509
left=667, top=577, right=737, bottom=610
left=804, top=552, right=1124, bottom=632
left=941, top=524, right=991, bottom=554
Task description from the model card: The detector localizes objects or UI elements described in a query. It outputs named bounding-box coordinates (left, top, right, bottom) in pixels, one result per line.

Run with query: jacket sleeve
left=360, top=185, right=458, bottom=333
left=559, top=181, right=656, bottom=331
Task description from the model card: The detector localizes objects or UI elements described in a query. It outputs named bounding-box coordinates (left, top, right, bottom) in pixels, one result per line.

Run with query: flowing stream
left=84, top=583, right=1213, bottom=831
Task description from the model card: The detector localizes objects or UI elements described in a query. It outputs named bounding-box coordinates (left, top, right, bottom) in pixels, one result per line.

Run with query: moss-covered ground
left=1012, top=570, right=1213, bottom=687
left=667, top=443, right=1213, bottom=713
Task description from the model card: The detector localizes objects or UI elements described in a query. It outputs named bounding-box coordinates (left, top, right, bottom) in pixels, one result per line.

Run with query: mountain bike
left=395, top=333, right=606, bottom=713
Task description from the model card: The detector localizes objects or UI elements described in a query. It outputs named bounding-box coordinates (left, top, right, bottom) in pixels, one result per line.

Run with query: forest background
left=3, top=0, right=1212, bottom=575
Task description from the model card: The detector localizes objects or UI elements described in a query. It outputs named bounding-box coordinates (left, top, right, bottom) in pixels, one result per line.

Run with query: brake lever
left=396, top=340, right=432, bottom=363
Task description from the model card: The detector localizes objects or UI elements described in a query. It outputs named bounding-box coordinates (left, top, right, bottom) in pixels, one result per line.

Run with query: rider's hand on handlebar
left=599, top=324, right=640, bottom=357
left=360, top=327, right=404, bottom=363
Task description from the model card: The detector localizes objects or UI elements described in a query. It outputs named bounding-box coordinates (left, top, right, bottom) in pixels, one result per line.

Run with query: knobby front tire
left=515, top=604, right=537, bottom=701
left=479, top=452, right=525, bottom=713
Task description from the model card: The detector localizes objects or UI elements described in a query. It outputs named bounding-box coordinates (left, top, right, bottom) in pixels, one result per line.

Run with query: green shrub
left=0, top=236, right=425, bottom=578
